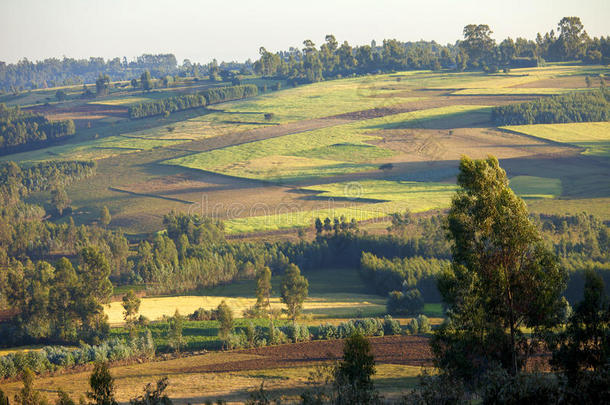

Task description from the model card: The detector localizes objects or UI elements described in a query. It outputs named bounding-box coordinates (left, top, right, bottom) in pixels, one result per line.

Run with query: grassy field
left=503, top=122, right=610, bottom=157
left=0, top=351, right=426, bottom=404
left=509, top=176, right=562, bottom=199
left=163, top=105, right=488, bottom=183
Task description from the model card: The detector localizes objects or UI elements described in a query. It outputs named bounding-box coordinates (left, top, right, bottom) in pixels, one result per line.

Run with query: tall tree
left=87, top=362, right=117, bottom=405
left=140, top=70, right=153, bottom=91
left=167, top=309, right=185, bottom=354
left=100, top=206, right=111, bottom=227
left=122, top=290, right=141, bottom=337
left=51, top=187, right=70, bottom=216
left=280, top=263, right=308, bottom=321
left=14, top=368, right=48, bottom=405
left=217, top=300, right=234, bottom=346
left=460, top=24, right=496, bottom=66
left=432, top=156, right=566, bottom=383
left=255, top=266, right=272, bottom=312
left=334, top=333, right=378, bottom=404
left=557, top=16, right=587, bottom=60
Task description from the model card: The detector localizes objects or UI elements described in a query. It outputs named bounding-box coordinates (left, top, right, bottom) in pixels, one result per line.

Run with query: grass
left=106, top=268, right=386, bottom=324
left=503, top=122, right=610, bottom=157
left=0, top=357, right=426, bottom=404
left=509, top=176, right=562, bottom=199
left=163, top=105, right=489, bottom=183
left=304, top=180, right=457, bottom=203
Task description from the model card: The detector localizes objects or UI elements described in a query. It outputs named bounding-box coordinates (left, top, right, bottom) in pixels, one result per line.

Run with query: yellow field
left=104, top=294, right=386, bottom=325
left=503, top=122, right=610, bottom=157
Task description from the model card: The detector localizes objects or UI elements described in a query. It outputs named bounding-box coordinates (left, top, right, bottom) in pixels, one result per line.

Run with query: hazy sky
left=1, top=0, right=609, bottom=65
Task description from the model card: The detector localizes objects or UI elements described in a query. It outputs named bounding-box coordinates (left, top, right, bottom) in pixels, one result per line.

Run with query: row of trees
left=254, top=18, right=610, bottom=84
left=127, top=84, right=259, bottom=119
left=0, top=104, right=75, bottom=154
left=492, top=89, right=610, bottom=125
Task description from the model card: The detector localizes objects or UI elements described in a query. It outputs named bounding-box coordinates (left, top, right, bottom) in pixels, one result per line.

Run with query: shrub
left=387, top=288, right=424, bottom=315
left=383, top=316, right=402, bottom=336
left=316, top=323, right=338, bottom=340
left=281, top=323, right=311, bottom=343
left=416, top=315, right=431, bottom=334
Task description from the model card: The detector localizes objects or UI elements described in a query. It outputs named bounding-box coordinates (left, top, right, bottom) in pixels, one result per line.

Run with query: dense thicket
left=200, top=84, right=258, bottom=104
left=0, top=103, right=75, bottom=153
left=492, top=90, right=610, bottom=125
left=0, top=160, right=95, bottom=203
left=127, top=94, right=207, bottom=119
left=360, top=252, right=449, bottom=301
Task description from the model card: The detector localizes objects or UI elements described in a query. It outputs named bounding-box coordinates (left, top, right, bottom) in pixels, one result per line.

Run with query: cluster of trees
left=254, top=36, right=458, bottom=84
left=1, top=248, right=113, bottom=346
left=0, top=160, right=95, bottom=205
left=254, top=18, right=610, bottom=84
left=0, top=332, right=154, bottom=379
left=492, top=89, right=610, bottom=125
left=360, top=252, right=448, bottom=300
left=0, top=54, right=179, bottom=92
left=0, top=104, right=75, bottom=154
left=200, top=83, right=258, bottom=104
left=127, top=84, right=258, bottom=119
left=127, top=94, right=207, bottom=119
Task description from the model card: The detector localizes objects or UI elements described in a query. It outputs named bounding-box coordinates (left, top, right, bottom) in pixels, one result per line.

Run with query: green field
left=163, top=105, right=488, bottom=183
left=509, top=176, right=562, bottom=199
left=503, top=122, right=610, bottom=157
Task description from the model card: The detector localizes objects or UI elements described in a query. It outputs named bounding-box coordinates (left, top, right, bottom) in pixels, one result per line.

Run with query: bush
left=281, top=323, right=311, bottom=343
left=383, top=315, right=402, bottom=336
left=416, top=315, right=431, bottom=333
left=316, top=323, right=338, bottom=340
left=188, top=308, right=216, bottom=321
left=481, top=366, right=560, bottom=404
left=401, top=371, right=466, bottom=404
left=387, top=288, right=425, bottom=315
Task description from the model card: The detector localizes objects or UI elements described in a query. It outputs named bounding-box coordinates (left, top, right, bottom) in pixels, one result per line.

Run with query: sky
left=1, top=0, right=609, bottom=65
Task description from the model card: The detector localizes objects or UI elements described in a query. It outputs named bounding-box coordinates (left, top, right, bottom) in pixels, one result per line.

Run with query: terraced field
left=5, top=64, right=607, bottom=234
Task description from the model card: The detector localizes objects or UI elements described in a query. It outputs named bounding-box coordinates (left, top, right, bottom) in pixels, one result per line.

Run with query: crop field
left=0, top=336, right=431, bottom=403
left=503, top=122, right=610, bottom=157
left=3, top=64, right=606, bottom=235
left=163, top=105, right=489, bottom=183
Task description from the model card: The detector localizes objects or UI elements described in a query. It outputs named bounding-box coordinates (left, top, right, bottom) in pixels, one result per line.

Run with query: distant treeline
left=0, top=54, right=179, bottom=92
left=127, top=84, right=258, bottom=119
left=492, top=90, right=610, bottom=125
left=0, top=103, right=75, bottom=154
left=255, top=17, right=610, bottom=84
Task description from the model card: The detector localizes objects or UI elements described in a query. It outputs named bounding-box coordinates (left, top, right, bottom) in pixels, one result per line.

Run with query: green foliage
left=129, top=377, right=172, bottom=405
left=87, top=362, right=117, bottom=405
left=383, top=315, right=401, bottom=336
left=99, top=206, right=111, bottom=227
left=167, top=310, right=185, bottom=354
left=55, top=390, right=76, bottom=405
left=433, top=156, right=567, bottom=384
left=401, top=371, right=465, bottom=405
left=387, top=289, right=425, bottom=316
left=200, top=84, right=258, bottom=105
left=492, top=90, right=610, bottom=125
left=216, top=301, right=234, bottom=343
left=0, top=104, right=75, bottom=153
left=280, top=263, right=309, bottom=320
left=255, top=266, right=272, bottom=312
left=334, top=333, right=379, bottom=405
left=14, top=368, right=48, bottom=405
left=127, top=94, right=206, bottom=119
left=550, top=270, right=610, bottom=381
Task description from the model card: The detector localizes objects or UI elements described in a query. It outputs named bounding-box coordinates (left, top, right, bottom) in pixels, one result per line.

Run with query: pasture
left=2, top=64, right=606, bottom=235
left=503, top=122, right=610, bottom=157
